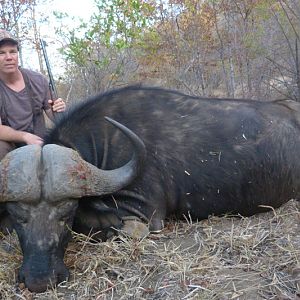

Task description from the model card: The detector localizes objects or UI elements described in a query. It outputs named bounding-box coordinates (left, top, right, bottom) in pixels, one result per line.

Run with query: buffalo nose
left=18, top=265, right=69, bottom=293
left=24, top=277, right=56, bottom=293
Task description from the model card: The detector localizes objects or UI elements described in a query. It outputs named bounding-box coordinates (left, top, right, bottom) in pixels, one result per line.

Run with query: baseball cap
left=0, top=29, right=19, bottom=46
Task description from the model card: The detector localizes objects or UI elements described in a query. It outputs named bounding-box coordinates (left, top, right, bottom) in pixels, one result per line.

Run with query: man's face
left=0, top=43, right=19, bottom=75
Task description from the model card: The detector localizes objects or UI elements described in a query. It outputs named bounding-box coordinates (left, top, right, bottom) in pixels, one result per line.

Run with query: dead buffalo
left=0, top=86, right=300, bottom=292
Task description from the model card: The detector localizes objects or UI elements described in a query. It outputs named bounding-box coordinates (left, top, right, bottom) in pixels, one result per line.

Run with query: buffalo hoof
left=121, top=217, right=149, bottom=239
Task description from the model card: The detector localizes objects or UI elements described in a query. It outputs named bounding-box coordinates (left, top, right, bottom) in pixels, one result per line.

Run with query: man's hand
left=48, top=98, right=66, bottom=113
left=22, top=132, right=43, bottom=146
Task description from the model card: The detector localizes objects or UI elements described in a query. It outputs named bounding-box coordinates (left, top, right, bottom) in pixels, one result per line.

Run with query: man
left=0, top=29, right=66, bottom=160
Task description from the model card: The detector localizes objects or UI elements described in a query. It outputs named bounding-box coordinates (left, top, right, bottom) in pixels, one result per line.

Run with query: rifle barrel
left=40, top=39, right=58, bottom=100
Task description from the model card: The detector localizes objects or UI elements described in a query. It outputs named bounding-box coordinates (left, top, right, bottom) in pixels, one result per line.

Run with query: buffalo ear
left=43, top=99, right=107, bottom=166
left=0, top=145, right=42, bottom=202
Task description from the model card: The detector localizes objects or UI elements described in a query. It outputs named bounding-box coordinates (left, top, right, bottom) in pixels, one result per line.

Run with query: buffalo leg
left=0, top=204, right=14, bottom=234
left=72, top=200, right=123, bottom=241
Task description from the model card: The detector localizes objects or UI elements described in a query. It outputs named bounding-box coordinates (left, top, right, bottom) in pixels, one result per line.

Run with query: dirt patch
left=0, top=200, right=299, bottom=299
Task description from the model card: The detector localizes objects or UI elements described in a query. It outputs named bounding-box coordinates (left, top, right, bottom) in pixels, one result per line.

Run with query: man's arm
left=0, top=123, right=43, bottom=145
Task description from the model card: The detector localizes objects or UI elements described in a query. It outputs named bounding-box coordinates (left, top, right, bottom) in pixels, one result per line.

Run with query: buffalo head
left=0, top=117, right=146, bottom=292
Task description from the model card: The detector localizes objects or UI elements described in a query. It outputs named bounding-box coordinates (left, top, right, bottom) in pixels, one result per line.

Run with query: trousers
left=0, top=140, right=16, bottom=161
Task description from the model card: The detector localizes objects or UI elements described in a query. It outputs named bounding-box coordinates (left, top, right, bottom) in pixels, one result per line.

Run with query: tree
left=266, top=0, right=300, bottom=101
left=54, top=0, right=300, bottom=102
left=55, top=0, right=156, bottom=99
left=0, top=0, right=34, bottom=66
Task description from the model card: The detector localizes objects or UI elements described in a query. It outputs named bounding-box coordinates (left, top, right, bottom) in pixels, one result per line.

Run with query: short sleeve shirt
left=0, top=68, right=51, bottom=137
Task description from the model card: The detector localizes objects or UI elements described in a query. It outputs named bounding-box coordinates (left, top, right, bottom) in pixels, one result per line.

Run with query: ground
left=0, top=200, right=299, bottom=299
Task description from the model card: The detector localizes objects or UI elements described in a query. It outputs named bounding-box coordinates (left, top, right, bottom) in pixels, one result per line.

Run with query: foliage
left=4, top=0, right=298, bottom=101
left=53, top=0, right=158, bottom=97
left=0, top=0, right=33, bottom=31
left=59, top=0, right=156, bottom=63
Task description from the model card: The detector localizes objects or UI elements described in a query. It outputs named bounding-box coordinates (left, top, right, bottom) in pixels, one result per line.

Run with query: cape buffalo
left=0, top=86, right=300, bottom=292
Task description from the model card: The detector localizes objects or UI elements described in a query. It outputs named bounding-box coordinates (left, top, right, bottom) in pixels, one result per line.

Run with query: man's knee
left=0, top=141, right=16, bottom=160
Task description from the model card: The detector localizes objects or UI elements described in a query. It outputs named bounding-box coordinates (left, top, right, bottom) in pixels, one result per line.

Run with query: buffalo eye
left=16, top=216, right=28, bottom=225
left=6, top=203, right=29, bottom=225
left=59, top=214, right=73, bottom=224
left=57, top=208, right=77, bottom=226
left=55, top=201, right=78, bottom=225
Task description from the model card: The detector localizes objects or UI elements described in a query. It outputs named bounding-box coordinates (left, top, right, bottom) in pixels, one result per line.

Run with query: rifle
left=40, top=39, right=58, bottom=100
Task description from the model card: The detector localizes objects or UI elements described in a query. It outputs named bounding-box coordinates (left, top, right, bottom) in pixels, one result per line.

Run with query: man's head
left=0, top=30, right=19, bottom=75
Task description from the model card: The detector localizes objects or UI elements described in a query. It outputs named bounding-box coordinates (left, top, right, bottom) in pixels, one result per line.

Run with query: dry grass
left=0, top=200, right=299, bottom=300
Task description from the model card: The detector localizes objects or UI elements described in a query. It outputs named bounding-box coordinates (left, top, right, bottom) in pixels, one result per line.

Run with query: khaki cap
left=0, top=29, right=18, bottom=46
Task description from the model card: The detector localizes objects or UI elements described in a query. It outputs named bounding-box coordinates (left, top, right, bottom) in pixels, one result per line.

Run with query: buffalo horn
left=42, top=117, right=146, bottom=201
left=0, top=145, right=42, bottom=202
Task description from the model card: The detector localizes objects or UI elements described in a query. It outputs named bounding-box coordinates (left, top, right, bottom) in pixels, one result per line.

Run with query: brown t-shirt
left=0, top=68, right=51, bottom=138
